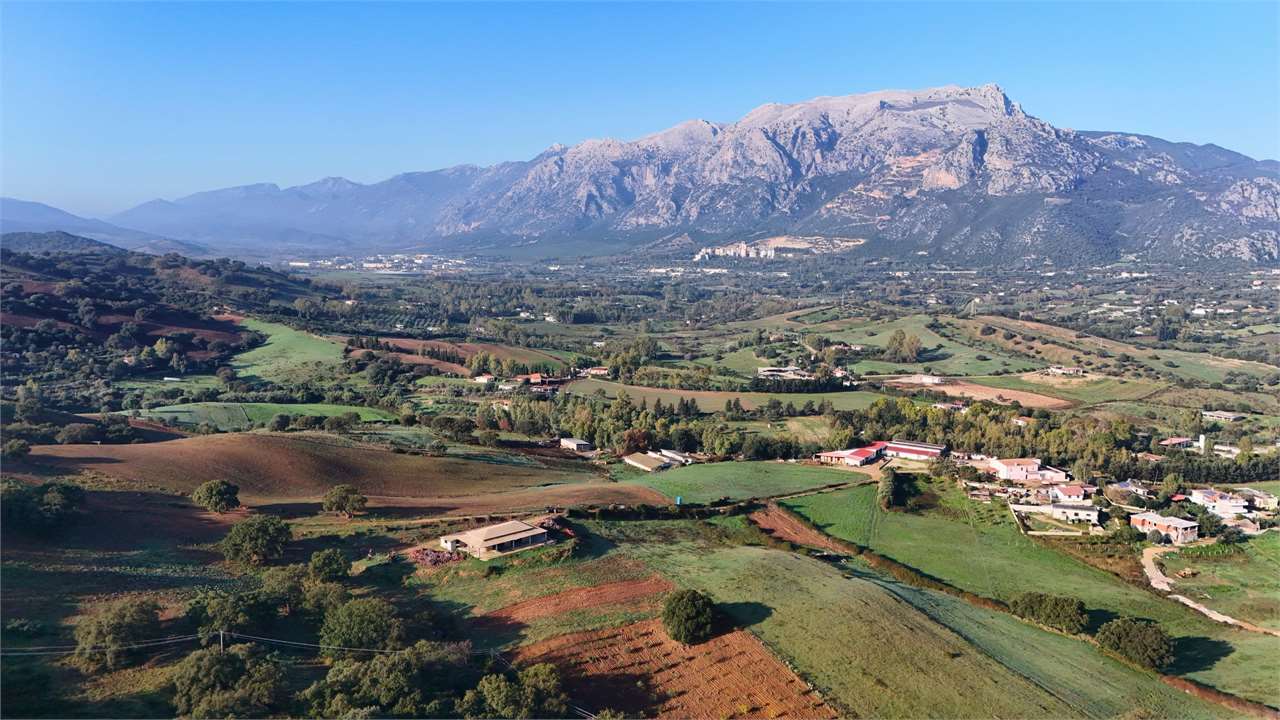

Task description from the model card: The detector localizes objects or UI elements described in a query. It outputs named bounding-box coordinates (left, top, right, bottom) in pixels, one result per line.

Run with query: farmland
left=816, top=315, right=1042, bottom=376
left=622, top=461, right=866, bottom=504
left=967, top=372, right=1164, bottom=406
left=134, top=402, right=396, bottom=430
left=567, top=377, right=887, bottom=412
left=1158, top=533, right=1280, bottom=632
left=231, top=318, right=346, bottom=382
left=783, top=483, right=1280, bottom=704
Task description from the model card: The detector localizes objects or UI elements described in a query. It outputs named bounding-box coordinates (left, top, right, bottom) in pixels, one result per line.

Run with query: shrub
left=1096, top=618, right=1174, bottom=669
left=299, top=640, right=471, bottom=717
left=319, top=598, right=404, bottom=657
left=1, top=439, right=30, bottom=460
left=1009, top=592, right=1088, bottom=634
left=321, top=484, right=367, bottom=518
left=221, top=515, right=292, bottom=565
left=661, top=589, right=715, bottom=644
left=1, top=479, right=86, bottom=531
left=171, top=644, right=287, bottom=718
left=73, top=598, right=162, bottom=672
left=191, top=479, right=240, bottom=514
left=308, top=548, right=349, bottom=582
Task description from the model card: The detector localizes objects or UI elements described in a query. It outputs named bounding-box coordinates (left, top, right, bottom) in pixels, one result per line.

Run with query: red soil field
left=749, top=503, right=849, bottom=554
left=514, top=619, right=838, bottom=719
left=887, top=378, right=1071, bottom=409
left=23, top=433, right=667, bottom=514
left=479, top=576, right=672, bottom=626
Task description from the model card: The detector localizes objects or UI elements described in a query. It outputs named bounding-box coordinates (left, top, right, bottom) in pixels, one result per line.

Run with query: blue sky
left=2, top=1, right=1276, bottom=217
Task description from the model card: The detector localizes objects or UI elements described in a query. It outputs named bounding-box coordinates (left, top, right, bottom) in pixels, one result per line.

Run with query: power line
left=0, top=634, right=201, bottom=657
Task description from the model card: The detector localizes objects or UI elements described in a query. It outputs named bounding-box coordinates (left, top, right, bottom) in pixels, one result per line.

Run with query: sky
left=2, top=1, right=1277, bottom=217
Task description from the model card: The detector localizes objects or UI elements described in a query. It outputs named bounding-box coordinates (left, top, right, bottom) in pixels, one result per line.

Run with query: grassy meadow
left=135, top=402, right=396, bottom=430
left=232, top=318, right=346, bottom=382
left=567, top=378, right=887, bottom=412
left=623, top=461, right=864, bottom=504
left=782, top=482, right=1280, bottom=704
left=1159, top=533, right=1280, bottom=631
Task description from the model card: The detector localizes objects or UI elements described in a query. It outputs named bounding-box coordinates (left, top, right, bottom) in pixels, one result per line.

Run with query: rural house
left=1051, top=485, right=1091, bottom=503
left=1050, top=504, right=1099, bottom=524
left=560, top=437, right=593, bottom=452
left=658, top=448, right=697, bottom=466
left=624, top=452, right=670, bottom=473
left=989, top=458, right=1068, bottom=484
left=883, top=440, right=946, bottom=461
left=816, top=442, right=885, bottom=467
left=439, top=520, right=550, bottom=560
left=1130, top=513, right=1199, bottom=545
left=1189, top=488, right=1249, bottom=518
left=1236, top=487, right=1278, bottom=511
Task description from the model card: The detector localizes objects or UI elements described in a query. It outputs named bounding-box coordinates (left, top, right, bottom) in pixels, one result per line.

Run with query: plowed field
left=514, top=618, right=838, bottom=719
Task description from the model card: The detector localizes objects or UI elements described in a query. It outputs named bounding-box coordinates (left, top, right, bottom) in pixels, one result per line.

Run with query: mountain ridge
left=18, top=84, right=1280, bottom=263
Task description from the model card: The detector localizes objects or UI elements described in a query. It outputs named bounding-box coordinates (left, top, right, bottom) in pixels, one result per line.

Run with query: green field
left=783, top=483, right=1280, bottom=704
left=232, top=318, right=345, bottom=382
left=624, top=461, right=864, bottom=504
left=969, top=374, right=1163, bottom=405
left=819, top=315, right=1041, bottom=376
left=137, top=402, right=396, bottom=430
left=610, top=523, right=1228, bottom=719
left=567, top=378, right=888, bottom=412
left=114, top=374, right=222, bottom=392
left=1159, top=533, right=1280, bottom=631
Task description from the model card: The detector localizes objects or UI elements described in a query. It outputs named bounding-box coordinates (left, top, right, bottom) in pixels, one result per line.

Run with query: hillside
left=0, top=198, right=207, bottom=256
left=1, top=231, right=125, bottom=255
left=105, top=84, right=1279, bottom=264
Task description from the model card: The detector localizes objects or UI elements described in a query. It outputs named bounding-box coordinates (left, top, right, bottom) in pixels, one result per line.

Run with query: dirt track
left=514, top=618, right=838, bottom=719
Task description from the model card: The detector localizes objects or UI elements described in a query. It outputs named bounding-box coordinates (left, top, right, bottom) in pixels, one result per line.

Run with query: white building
left=1050, top=504, right=1099, bottom=524
left=989, top=458, right=1069, bottom=484
left=1189, top=488, right=1249, bottom=518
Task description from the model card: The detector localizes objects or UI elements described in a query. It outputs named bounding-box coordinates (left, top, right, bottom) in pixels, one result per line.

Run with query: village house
left=816, top=442, right=885, bottom=467
left=559, top=437, right=593, bottom=452
left=473, top=373, right=495, bottom=384
left=883, top=440, right=946, bottom=461
left=1158, top=437, right=1194, bottom=450
left=1052, top=484, right=1091, bottom=503
left=756, top=366, right=815, bottom=381
left=1201, top=410, right=1246, bottom=422
left=1189, top=488, right=1249, bottom=518
left=932, top=401, right=967, bottom=412
left=582, top=366, right=611, bottom=377
left=658, top=448, right=697, bottom=466
left=439, top=520, right=550, bottom=560
left=988, top=458, right=1069, bottom=484
left=1130, top=513, right=1199, bottom=545
left=623, top=452, right=670, bottom=473
left=1050, top=504, right=1099, bottom=524
left=1011, top=416, right=1036, bottom=428
left=1045, top=366, right=1084, bottom=377
left=1235, top=487, right=1278, bottom=511
left=1109, top=480, right=1151, bottom=498
left=1136, top=451, right=1164, bottom=463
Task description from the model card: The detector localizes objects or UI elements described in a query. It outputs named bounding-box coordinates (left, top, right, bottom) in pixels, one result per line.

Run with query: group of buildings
left=815, top=439, right=946, bottom=467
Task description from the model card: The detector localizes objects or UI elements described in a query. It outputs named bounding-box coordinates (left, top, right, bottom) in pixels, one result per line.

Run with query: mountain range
left=4, top=84, right=1278, bottom=263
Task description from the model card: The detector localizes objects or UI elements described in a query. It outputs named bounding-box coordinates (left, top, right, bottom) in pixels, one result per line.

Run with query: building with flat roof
left=883, top=440, right=946, bottom=461
left=623, top=452, right=670, bottom=473
left=989, top=458, right=1068, bottom=484
left=1130, top=512, right=1198, bottom=545
left=439, top=520, right=549, bottom=560
left=560, top=437, right=593, bottom=452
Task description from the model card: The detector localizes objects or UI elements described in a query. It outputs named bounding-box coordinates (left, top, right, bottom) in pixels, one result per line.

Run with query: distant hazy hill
left=0, top=198, right=208, bottom=256
left=1, top=230, right=125, bottom=255
left=90, top=85, right=1280, bottom=263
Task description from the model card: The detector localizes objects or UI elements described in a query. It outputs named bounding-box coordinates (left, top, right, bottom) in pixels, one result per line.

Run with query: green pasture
left=624, top=461, right=864, bottom=504
left=231, top=318, right=345, bottom=382
left=1159, top=533, right=1280, bottom=631
left=136, top=402, right=395, bottom=430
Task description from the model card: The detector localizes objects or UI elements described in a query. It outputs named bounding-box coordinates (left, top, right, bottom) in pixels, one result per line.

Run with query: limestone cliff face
left=109, top=84, right=1279, bottom=263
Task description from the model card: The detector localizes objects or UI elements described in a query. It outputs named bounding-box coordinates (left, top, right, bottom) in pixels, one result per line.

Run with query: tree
left=1, top=479, right=85, bottom=531
left=185, top=590, right=275, bottom=642
left=661, top=589, right=715, bottom=644
left=1, top=439, right=30, bottom=460
left=319, top=598, right=405, bottom=657
left=1096, top=618, right=1174, bottom=669
left=322, top=484, right=367, bottom=518
left=220, top=515, right=291, bottom=565
left=299, top=640, right=472, bottom=718
left=1146, top=529, right=1165, bottom=544
left=73, top=598, right=162, bottom=672
left=877, top=467, right=899, bottom=510
left=457, top=663, right=569, bottom=719
left=309, top=548, right=349, bottom=582
left=191, top=480, right=240, bottom=514
left=267, top=413, right=291, bottom=432
left=171, top=644, right=287, bottom=719
left=884, top=330, right=923, bottom=363
left=259, top=564, right=309, bottom=615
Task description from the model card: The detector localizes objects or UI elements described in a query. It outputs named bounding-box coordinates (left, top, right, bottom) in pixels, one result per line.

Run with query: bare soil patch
left=749, top=503, right=850, bottom=554
left=514, top=618, right=838, bottom=719
left=479, top=576, right=672, bottom=626
left=919, top=379, right=1073, bottom=409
